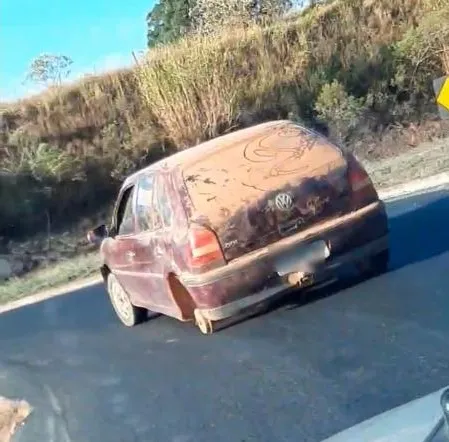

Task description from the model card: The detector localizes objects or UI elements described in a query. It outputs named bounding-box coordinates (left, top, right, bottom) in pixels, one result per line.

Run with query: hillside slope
left=0, top=0, right=448, bottom=242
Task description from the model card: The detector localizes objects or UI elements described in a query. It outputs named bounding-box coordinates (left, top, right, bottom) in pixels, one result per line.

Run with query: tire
left=106, top=273, right=147, bottom=327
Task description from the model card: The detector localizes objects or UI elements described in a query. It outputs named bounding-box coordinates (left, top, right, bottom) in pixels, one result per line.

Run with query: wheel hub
left=109, top=276, right=132, bottom=321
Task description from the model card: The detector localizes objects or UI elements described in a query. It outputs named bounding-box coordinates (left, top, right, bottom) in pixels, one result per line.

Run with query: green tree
left=191, top=0, right=293, bottom=35
left=146, top=0, right=193, bottom=48
left=26, top=54, right=73, bottom=86
left=146, top=0, right=294, bottom=47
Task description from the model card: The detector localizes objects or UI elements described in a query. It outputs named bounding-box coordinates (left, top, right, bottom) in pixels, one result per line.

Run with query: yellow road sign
left=433, top=75, right=449, bottom=119
left=437, top=77, right=449, bottom=110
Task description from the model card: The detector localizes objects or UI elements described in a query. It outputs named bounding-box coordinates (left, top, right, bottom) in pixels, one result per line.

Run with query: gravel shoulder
left=365, top=136, right=449, bottom=188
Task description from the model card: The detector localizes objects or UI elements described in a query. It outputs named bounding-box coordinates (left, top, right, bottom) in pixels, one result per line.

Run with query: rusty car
left=87, top=120, right=389, bottom=334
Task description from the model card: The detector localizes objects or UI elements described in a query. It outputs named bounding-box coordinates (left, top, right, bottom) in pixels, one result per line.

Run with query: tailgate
left=182, top=122, right=352, bottom=261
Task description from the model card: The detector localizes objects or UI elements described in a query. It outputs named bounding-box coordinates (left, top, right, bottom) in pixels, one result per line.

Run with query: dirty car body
left=90, top=120, right=389, bottom=334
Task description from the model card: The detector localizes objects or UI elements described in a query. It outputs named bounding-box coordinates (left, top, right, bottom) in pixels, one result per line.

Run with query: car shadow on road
left=218, top=192, right=449, bottom=330
left=387, top=193, right=449, bottom=270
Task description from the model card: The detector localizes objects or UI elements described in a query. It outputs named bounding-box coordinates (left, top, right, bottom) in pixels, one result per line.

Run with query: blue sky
left=0, top=0, right=155, bottom=101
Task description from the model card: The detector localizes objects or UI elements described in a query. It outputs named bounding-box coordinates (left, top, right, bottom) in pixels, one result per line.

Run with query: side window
left=156, top=176, right=174, bottom=228
left=136, top=174, right=163, bottom=232
left=116, top=186, right=136, bottom=236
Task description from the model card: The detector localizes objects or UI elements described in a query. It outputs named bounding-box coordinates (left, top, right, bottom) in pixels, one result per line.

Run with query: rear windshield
left=182, top=123, right=344, bottom=223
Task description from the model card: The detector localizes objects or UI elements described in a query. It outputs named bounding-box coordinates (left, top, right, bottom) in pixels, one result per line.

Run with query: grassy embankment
left=0, top=0, right=448, bottom=303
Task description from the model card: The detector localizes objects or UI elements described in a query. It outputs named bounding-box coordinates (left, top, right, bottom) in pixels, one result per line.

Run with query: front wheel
left=106, top=273, right=147, bottom=327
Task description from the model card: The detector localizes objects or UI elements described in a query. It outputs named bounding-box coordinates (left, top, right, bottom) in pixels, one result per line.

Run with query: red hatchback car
left=88, top=120, right=389, bottom=334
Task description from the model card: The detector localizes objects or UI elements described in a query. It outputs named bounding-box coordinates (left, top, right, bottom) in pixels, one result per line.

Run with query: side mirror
left=87, top=224, right=109, bottom=245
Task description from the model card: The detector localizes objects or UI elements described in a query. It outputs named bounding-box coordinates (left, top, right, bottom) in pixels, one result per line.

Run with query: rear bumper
left=197, top=235, right=388, bottom=321
left=180, top=201, right=389, bottom=320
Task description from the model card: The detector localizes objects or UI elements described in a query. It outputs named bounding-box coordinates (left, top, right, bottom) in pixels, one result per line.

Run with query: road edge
left=377, top=171, right=449, bottom=201
left=0, top=275, right=102, bottom=314
left=1, top=171, right=448, bottom=315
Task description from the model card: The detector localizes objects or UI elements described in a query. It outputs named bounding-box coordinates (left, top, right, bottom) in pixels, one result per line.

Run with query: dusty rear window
left=182, top=123, right=345, bottom=223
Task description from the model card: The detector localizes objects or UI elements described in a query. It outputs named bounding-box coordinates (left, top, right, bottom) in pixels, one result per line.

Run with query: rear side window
left=136, top=174, right=163, bottom=232
left=117, top=186, right=136, bottom=236
left=155, top=175, right=174, bottom=228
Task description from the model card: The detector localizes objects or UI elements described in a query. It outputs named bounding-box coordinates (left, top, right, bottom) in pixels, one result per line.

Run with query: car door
left=130, top=172, right=178, bottom=313
left=105, top=184, right=142, bottom=300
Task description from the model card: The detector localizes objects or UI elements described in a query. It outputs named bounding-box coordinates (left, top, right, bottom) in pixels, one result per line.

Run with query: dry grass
left=134, top=0, right=426, bottom=148
left=4, top=69, right=138, bottom=141
left=135, top=25, right=308, bottom=147
left=0, top=252, right=100, bottom=305
left=0, top=0, right=448, bottom=240
left=1, top=0, right=430, bottom=150
left=2, top=0, right=449, bottom=301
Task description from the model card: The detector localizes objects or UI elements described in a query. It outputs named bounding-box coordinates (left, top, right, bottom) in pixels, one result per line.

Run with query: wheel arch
left=167, top=273, right=196, bottom=321
left=100, top=264, right=111, bottom=282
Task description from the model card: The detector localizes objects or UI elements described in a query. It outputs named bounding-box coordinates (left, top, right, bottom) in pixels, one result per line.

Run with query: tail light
left=186, top=224, right=225, bottom=270
left=347, top=154, right=378, bottom=208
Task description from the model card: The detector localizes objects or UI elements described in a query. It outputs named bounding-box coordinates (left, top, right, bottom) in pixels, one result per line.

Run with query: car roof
left=122, top=119, right=293, bottom=188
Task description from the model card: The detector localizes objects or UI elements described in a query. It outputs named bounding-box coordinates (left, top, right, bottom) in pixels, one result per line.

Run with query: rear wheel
left=107, top=273, right=147, bottom=327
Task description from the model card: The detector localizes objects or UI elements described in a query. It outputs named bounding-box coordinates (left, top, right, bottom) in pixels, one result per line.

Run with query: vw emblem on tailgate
left=275, top=192, right=293, bottom=211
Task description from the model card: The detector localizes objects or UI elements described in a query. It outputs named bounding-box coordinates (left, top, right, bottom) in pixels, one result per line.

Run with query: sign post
left=433, top=75, right=449, bottom=119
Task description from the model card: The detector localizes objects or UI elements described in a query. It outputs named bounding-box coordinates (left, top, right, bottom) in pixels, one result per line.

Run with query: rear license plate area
left=275, top=240, right=330, bottom=276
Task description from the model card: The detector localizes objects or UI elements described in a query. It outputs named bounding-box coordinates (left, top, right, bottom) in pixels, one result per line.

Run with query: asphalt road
left=2, top=189, right=449, bottom=442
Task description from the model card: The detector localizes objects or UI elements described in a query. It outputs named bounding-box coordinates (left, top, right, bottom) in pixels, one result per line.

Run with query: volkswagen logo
left=274, top=192, right=293, bottom=211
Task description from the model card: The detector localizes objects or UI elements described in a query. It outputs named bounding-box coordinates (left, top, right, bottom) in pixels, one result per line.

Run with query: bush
left=315, top=80, right=366, bottom=144
left=394, top=5, right=449, bottom=96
